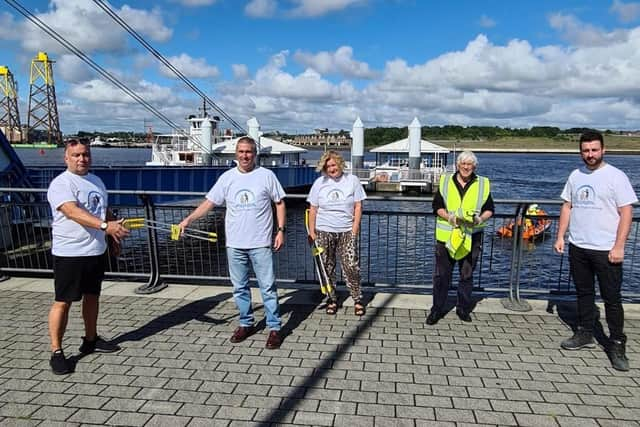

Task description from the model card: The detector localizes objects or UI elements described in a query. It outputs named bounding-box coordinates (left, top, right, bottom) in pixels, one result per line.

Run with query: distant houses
left=277, top=128, right=352, bottom=148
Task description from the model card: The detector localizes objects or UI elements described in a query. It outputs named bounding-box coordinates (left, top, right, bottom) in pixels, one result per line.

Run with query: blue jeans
left=227, top=247, right=281, bottom=331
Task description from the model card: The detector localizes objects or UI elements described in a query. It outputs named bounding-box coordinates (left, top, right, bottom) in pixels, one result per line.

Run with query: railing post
left=501, top=203, right=532, bottom=312
left=134, top=194, right=167, bottom=294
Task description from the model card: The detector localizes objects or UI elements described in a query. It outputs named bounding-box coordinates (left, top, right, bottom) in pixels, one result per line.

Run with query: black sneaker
left=426, top=311, right=442, bottom=325
left=609, top=340, right=630, bottom=372
left=561, top=328, right=596, bottom=350
left=50, top=349, right=71, bottom=375
left=456, top=309, right=472, bottom=323
left=79, top=336, right=121, bottom=354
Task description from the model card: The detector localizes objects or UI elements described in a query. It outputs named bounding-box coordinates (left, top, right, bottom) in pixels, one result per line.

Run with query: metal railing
left=1, top=188, right=639, bottom=308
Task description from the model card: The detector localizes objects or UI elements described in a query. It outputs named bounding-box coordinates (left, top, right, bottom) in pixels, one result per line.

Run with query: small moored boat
left=497, top=204, right=552, bottom=240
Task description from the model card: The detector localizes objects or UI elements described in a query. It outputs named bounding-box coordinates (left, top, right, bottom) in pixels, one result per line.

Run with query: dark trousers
left=431, top=233, right=483, bottom=315
left=569, top=243, right=625, bottom=342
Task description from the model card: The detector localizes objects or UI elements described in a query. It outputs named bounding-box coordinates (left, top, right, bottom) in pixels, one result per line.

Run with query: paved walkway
left=0, top=277, right=638, bottom=426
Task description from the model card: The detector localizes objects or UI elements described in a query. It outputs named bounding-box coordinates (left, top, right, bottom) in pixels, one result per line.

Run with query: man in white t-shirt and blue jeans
left=179, top=136, right=287, bottom=349
left=554, top=131, right=637, bottom=371
left=47, top=141, right=130, bottom=375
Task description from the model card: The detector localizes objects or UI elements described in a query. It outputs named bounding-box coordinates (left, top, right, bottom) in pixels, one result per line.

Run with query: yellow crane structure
left=0, top=65, right=22, bottom=143
left=27, top=52, right=61, bottom=145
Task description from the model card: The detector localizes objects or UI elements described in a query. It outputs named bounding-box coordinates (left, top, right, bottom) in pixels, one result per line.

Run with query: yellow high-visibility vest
left=435, top=173, right=490, bottom=259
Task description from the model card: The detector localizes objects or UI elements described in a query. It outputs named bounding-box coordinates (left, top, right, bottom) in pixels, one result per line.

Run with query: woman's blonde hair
left=316, top=150, right=346, bottom=174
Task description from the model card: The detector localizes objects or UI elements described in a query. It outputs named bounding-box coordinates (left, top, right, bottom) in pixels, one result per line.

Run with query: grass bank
left=430, top=136, right=640, bottom=153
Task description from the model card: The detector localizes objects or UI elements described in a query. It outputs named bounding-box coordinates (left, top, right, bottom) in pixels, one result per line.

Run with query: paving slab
left=0, top=277, right=638, bottom=426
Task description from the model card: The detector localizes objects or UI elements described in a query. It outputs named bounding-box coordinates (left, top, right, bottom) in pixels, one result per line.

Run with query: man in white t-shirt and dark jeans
left=554, top=131, right=637, bottom=371
left=179, top=136, right=287, bottom=349
left=47, top=141, right=130, bottom=375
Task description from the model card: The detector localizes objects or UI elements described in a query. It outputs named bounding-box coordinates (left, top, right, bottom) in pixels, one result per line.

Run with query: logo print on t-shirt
left=575, top=185, right=596, bottom=206
left=87, top=191, right=104, bottom=215
left=327, top=189, right=345, bottom=203
left=235, top=189, right=256, bottom=209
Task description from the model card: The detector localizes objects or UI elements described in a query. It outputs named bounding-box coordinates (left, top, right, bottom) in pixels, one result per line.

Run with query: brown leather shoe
left=230, top=325, right=255, bottom=343
left=265, top=330, right=282, bottom=349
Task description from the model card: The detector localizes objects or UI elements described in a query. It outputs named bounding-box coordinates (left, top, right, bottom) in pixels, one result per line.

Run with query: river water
left=16, top=147, right=640, bottom=200
left=15, top=147, right=640, bottom=295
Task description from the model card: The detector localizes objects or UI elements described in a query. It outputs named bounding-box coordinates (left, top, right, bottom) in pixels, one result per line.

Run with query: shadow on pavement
left=257, top=291, right=398, bottom=427
left=548, top=299, right=610, bottom=348
left=110, top=292, right=234, bottom=345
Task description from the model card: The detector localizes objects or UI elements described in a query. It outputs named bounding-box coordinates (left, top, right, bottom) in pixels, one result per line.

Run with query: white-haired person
left=307, top=150, right=367, bottom=316
left=427, top=150, right=494, bottom=325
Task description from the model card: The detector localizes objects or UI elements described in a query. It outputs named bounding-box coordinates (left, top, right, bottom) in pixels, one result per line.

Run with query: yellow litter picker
left=123, top=218, right=217, bottom=243
left=304, top=209, right=333, bottom=295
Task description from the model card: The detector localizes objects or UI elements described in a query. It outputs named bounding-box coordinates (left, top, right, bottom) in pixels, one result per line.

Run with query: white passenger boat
left=146, top=114, right=306, bottom=167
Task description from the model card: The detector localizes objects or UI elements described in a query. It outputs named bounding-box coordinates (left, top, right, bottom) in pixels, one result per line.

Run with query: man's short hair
left=64, top=139, right=90, bottom=153
left=579, top=131, right=604, bottom=148
left=456, top=150, right=478, bottom=167
left=236, top=136, right=257, bottom=154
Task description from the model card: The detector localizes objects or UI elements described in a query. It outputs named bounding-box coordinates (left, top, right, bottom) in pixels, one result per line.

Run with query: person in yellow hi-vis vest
left=427, top=150, right=494, bottom=325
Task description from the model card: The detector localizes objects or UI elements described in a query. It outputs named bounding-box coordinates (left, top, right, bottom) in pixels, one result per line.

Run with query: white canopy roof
left=370, top=138, right=449, bottom=154
left=210, top=136, right=307, bottom=155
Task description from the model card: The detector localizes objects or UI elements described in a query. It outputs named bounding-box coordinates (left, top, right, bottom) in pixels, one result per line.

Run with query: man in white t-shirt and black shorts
left=179, top=136, right=287, bottom=350
left=554, top=131, right=637, bottom=371
left=47, top=141, right=130, bottom=374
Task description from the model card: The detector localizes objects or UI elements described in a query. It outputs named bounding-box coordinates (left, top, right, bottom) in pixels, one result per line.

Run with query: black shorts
left=53, top=253, right=106, bottom=302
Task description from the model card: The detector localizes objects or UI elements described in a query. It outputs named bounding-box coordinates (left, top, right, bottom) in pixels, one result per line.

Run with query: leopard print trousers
left=315, top=230, right=362, bottom=303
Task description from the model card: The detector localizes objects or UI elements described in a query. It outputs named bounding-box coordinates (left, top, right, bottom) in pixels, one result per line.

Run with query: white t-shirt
left=560, top=163, right=638, bottom=250
left=206, top=167, right=285, bottom=249
left=47, top=170, right=108, bottom=256
left=307, top=173, right=367, bottom=232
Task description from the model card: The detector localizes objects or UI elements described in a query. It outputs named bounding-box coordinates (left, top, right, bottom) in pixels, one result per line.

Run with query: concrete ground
left=0, top=276, right=638, bottom=426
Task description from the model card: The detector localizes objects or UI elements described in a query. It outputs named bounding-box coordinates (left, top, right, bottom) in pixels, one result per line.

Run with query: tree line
left=362, top=126, right=611, bottom=147
left=71, top=126, right=622, bottom=148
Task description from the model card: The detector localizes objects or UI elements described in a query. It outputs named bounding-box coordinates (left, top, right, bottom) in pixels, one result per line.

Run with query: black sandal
left=354, top=302, right=366, bottom=316
left=326, top=301, right=338, bottom=315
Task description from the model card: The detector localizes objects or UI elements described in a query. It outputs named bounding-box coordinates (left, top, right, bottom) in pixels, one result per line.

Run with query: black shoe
left=609, top=340, right=630, bottom=371
left=560, top=328, right=596, bottom=350
left=79, top=336, right=121, bottom=355
left=456, top=309, right=472, bottom=322
left=50, top=349, right=71, bottom=375
left=426, top=311, right=442, bottom=325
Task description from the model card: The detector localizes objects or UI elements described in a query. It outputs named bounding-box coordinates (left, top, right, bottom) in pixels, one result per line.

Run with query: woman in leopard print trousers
left=307, top=150, right=367, bottom=316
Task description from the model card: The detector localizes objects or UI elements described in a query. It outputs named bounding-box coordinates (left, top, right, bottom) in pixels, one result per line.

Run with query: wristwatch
left=100, top=221, right=108, bottom=231
left=277, top=226, right=286, bottom=233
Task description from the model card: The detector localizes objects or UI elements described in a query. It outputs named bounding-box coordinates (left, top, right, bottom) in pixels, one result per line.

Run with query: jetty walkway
left=0, top=277, right=638, bottom=426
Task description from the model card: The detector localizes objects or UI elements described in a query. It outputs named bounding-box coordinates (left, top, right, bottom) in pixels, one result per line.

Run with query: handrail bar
left=2, top=187, right=639, bottom=304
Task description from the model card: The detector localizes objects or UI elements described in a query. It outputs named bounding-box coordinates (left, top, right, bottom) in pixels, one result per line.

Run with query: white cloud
left=119, top=6, right=173, bottom=42
left=248, top=51, right=357, bottom=100
left=160, top=54, right=220, bottom=79
left=213, top=51, right=361, bottom=130
left=293, top=46, right=377, bottom=79
left=0, top=11, right=19, bottom=41
left=376, top=35, right=553, bottom=95
left=56, top=54, right=94, bottom=83
left=286, top=0, right=367, bottom=18
left=16, top=0, right=172, bottom=55
left=479, top=14, right=496, bottom=28
left=610, top=0, right=640, bottom=23
left=232, top=64, right=250, bottom=80
left=69, top=78, right=174, bottom=104
left=549, top=13, right=628, bottom=46
left=245, top=0, right=278, bottom=18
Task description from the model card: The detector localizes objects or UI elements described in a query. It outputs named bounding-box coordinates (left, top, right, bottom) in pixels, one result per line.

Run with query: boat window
left=179, top=153, right=195, bottom=163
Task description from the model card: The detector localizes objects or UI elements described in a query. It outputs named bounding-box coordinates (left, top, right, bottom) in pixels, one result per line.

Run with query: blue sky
left=2, top=0, right=640, bottom=134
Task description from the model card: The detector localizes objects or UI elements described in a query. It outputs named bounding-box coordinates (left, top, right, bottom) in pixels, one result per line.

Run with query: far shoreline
left=449, top=148, right=640, bottom=155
